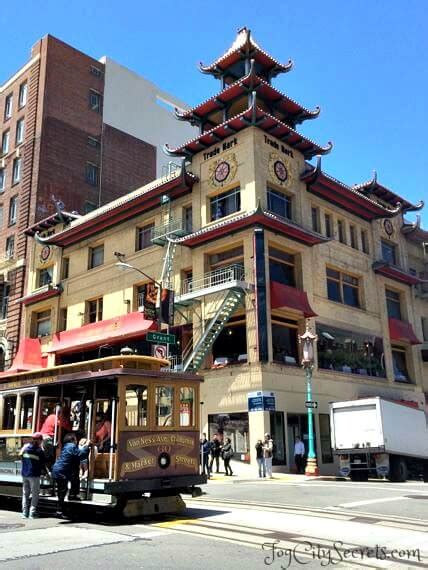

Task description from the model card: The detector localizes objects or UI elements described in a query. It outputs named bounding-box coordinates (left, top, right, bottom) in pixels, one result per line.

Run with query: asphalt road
left=0, top=479, right=426, bottom=569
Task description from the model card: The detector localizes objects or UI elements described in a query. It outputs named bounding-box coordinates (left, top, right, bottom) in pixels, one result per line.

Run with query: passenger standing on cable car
left=51, top=433, right=91, bottom=518
left=40, top=405, right=72, bottom=463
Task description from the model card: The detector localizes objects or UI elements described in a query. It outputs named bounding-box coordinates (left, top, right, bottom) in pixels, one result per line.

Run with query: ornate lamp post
left=299, top=320, right=319, bottom=476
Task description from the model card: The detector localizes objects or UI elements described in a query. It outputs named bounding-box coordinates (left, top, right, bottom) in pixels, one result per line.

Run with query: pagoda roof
left=301, top=157, right=403, bottom=221
left=175, top=64, right=320, bottom=129
left=32, top=167, right=197, bottom=248
left=401, top=216, right=428, bottom=243
left=199, top=27, right=293, bottom=80
left=352, top=171, right=424, bottom=213
left=166, top=95, right=332, bottom=160
left=25, top=211, right=81, bottom=237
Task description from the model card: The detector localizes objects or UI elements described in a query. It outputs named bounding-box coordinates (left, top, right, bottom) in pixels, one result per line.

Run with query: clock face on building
left=273, top=160, right=288, bottom=183
left=40, top=245, right=52, bottom=263
left=384, top=219, right=394, bottom=237
left=214, top=161, right=230, bottom=183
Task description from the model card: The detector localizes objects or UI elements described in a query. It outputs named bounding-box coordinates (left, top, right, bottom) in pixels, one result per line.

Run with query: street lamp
left=114, top=261, right=162, bottom=288
left=298, top=320, right=319, bottom=476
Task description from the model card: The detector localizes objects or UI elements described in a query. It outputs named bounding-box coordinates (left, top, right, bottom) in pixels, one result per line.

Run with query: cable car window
left=125, top=385, right=148, bottom=427
left=155, top=386, right=174, bottom=427
left=179, top=387, right=195, bottom=427
left=19, top=393, right=34, bottom=430
left=2, top=395, right=17, bottom=429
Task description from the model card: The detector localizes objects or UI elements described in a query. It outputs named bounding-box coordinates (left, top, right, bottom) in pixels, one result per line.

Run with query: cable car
left=0, top=355, right=206, bottom=517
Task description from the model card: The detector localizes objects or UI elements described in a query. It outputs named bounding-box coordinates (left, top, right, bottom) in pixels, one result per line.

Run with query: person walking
left=209, top=434, right=221, bottom=474
left=263, top=433, right=274, bottom=479
left=51, top=433, right=91, bottom=518
left=200, top=433, right=211, bottom=479
left=221, top=438, right=234, bottom=476
left=20, top=432, right=46, bottom=519
left=294, top=436, right=306, bottom=474
left=255, top=439, right=266, bottom=478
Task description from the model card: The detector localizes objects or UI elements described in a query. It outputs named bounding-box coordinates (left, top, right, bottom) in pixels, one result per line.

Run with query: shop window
left=311, top=207, right=320, bottom=232
left=32, top=309, right=51, bottom=337
left=324, top=213, right=332, bottom=238
left=37, top=266, right=53, bottom=288
left=155, top=386, right=174, bottom=427
left=210, top=186, right=240, bottom=221
left=267, top=187, right=292, bottom=220
left=319, top=414, right=333, bottom=463
left=381, top=240, right=397, bottom=265
left=337, top=220, right=346, bottom=244
left=326, top=267, right=360, bottom=308
left=19, top=393, right=34, bottom=430
left=208, top=412, right=249, bottom=456
left=2, top=395, right=17, bottom=429
left=272, top=318, right=299, bottom=365
left=350, top=225, right=358, bottom=249
left=361, top=229, right=369, bottom=254
left=317, top=324, right=385, bottom=377
left=86, top=297, right=103, bottom=323
left=136, top=223, right=154, bottom=251
left=386, top=288, right=401, bottom=320
left=392, top=347, right=411, bottom=383
left=212, top=315, right=247, bottom=367
left=88, top=244, right=104, bottom=269
left=125, top=385, right=148, bottom=427
left=269, top=246, right=296, bottom=287
left=179, top=387, right=195, bottom=427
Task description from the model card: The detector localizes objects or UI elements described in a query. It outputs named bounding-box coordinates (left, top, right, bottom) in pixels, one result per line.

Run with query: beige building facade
left=7, top=29, right=428, bottom=474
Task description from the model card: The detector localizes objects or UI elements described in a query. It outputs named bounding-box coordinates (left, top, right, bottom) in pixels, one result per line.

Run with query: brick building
left=0, top=35, right=195, bottom=367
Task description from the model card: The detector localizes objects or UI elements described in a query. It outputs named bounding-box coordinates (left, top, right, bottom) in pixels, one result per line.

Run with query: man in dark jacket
left=200, top=433, right=211, bottom=479
left=209, top=434, right=221, bottom=474
left=20, top=432, right=46, bottom=519
left=52, top=433, right=91, bottom=517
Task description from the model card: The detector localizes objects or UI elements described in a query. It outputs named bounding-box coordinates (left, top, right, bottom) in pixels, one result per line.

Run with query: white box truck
left=330, top=397, right=428, bottom=482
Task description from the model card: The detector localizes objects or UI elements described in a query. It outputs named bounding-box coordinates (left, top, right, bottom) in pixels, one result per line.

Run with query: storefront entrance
left=287, top=413, right=317, bottom=471
left=208, top=412, right=249, bottom=461
left=269, top=411, right=286, bottom=465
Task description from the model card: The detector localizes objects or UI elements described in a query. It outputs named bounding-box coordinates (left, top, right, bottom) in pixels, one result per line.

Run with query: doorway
left=269, top=411, right=286, bottom=465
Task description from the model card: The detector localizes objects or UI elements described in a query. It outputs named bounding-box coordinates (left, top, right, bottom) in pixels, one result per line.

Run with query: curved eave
left=42, top=172, right=197, bottom=248
left=166, top=105, right=332, bottom=160
left=372, top=262, right=421, bottom=286
left=353, top=176, right=424, bottom=213
left=199, top=53, right=293, bottom=79
left=18, top=286, right=62, bottom=306
left=177, top=209, right=329, bottom=248
left=402, top=226, right=428, bottom=243
left=25, top=211, right=81, bottom=237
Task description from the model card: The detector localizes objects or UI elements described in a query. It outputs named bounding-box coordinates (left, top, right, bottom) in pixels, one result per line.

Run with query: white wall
left=100, top=57, right=197, bottom=176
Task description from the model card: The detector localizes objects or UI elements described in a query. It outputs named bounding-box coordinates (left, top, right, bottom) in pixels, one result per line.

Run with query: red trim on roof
left=270, top=281, right=317, bottom=317
left=373, top=263, right=420, bottom=286
left=19, top=286, right=62, bottom=306
left=48, top=312, right=157, bottom=354
left=0, top=338, right=47, bottom=376
left=389, top=318, right=421, bottom=345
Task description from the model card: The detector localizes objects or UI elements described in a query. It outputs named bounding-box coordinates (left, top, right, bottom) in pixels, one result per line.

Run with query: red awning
left=389, top=318, right=422, bottom=345
left=270, top=282, right=317, bottom=317
left=0, top=338, right=47, bottom=375
left=48, top=312, right=157, bottom=354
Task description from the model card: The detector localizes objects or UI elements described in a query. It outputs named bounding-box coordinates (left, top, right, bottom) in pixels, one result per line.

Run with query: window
left=87, top=136, right=100, bottom=148
left=155, top=386, right=174, bottom=427
left=61, top=257, right=69, bottom=280
left=381, top=240, right=397, bottom=265
left=181, top=269, right=193, bottom=295
left=183, top=205, right=192, bottom=233
left=326, top=267, right=360, bottom=307
left=33, top=309, right=51, bottom=337
left=136, top=223, right=154, bottom=251
left=0, top=283, right=9, bottom=320
left=2, top=395, right=17, bottom=429
left=58, top=307, right=68, bottom=332
left=179, top=387, right=195, bottom=427
left=319, top=414, right=333, bottom=463
left=12, top=158, right=21, bottom=184
left=209, top=245, right=244, bottom=271
left=385, top=288, right=401, bottom=319
left=90, top=66, right=103, bottom=78
left=89, top=90, right=102, bottom=112
left=0, top=170, right=5, bottom=192
left=337, top=220, right=346, bottom=244
left=210, top=186, right=240, bottom=221
left=18, top=83, right=27, bottom=107
left=324, top=213, right=332, bottom=238
left=311, top=207, right=320, bottom=232
left=8, top=196, right=18, bottom=225
left=4, top=94, right=13, bottom=120
left=15, top=119, right=24, bottom=145
left=19, top=393, right=35, bottom=430
left=5, top=236, right=14, bottom=259
left=37, top=266, right=53, bottom=287
left=272, top=317, right=299, bottom=365
left=86, top=162, right=99, bottom=186
left=361, top=229, right=369, bottom=254
left=267, top=187, right=292, bottom=220
left=0, top=205, right=3, bottom=227
left=269, top=246, right=296, bottom=287
left=89, top=244, right=104, bottom=268
left=392, top=347, right=410, bottom=383
left=421, top=317, right=428, bottom=342
left=86, top=297, right=103, bottom=323
left=350, top=225, right=358, bottom=249
left=1, top=130, right=10, bottom=155
left=317, top=323, right=385, bottom=377
left=125, top=385, right=148, bottom=427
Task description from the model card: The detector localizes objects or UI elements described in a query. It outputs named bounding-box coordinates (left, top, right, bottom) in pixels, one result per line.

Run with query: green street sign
left=147, top=332, right=176, bottom=345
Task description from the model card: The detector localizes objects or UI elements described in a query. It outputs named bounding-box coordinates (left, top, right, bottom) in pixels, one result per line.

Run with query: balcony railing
left=180, top=264, right=246, bottom=296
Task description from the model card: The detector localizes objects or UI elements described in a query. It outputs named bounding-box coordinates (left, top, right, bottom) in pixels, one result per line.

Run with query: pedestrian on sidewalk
left=294, top=436, right=306, bottom=474
left=209, top=434, right=221, bottom=474
left=263, top=433, right=274, bottom=478
left=221, top=438, right=234, bottom=476
left=19, top=432, right=46, bottom=519
left=200, top=433, right=211, bottom=479
left=255, top=439, right=266, bottom=478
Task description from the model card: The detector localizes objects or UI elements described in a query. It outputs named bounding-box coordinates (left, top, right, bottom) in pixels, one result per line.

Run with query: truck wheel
left=350, top=470, right=368, bottom=482
left=389, top=456, right=407, bottom=482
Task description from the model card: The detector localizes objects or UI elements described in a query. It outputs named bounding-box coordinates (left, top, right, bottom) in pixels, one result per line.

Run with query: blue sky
left=1, top=1, right=427, bottom=226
